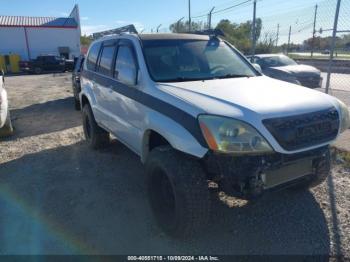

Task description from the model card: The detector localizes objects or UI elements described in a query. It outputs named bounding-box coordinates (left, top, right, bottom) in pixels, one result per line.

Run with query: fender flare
left=140, top=110, right=208, bottom=163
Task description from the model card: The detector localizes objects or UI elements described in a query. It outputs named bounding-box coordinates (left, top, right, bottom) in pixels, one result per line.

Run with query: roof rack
left=92, top=24, right=138, bottom=40
left=187, top=29, right=225, bottom=38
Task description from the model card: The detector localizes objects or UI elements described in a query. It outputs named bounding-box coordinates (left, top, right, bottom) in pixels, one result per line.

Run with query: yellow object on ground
left=0, top=55, right=6, bottom=73
left=9, top=54, right=21, bottom=73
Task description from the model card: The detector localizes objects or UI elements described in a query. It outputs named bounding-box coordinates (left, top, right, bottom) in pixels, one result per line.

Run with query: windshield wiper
left=215, top=74, right=252, bottom=79
left=161, top=77, right=213, bottom=83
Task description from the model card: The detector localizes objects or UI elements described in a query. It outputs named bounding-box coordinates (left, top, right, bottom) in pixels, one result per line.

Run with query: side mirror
left=253, top=63, right=262, bottom=74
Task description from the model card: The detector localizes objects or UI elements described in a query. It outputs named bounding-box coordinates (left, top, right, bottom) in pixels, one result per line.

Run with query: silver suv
left=80, top=32, right=350, bottom=238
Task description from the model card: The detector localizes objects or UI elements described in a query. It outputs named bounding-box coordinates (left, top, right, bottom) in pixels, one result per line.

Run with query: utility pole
left=208, top=7, right=215, bottom=30
left=325, top=0, right=342, bottom=94
left=275, top=23, right=279, bottom=48
left=156, top=24, right=162, bottom=33
left=287, top=25, right=292, bottom=54
left=188, top=0, right=192, bottom=31
left=176, top=17, right=184, bottom=33
left=311, top=4, right=318, bottom=58
left=251, top=0, right=257, bottom=61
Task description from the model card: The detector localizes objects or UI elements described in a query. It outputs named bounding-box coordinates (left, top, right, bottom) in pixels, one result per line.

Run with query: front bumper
left=297, top=76, right=323, bottom=88
left=202, top=146, right=330, bottom=198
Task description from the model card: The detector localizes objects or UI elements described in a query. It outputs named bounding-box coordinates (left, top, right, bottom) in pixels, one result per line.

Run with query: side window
left=115, top=45, right=137, bottom=85
left=98, top=45, right=116, bottom=76
left=86, top=42, right=102, bottom=71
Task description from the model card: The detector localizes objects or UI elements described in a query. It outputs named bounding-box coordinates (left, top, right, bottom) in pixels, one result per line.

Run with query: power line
left=213, top=0, right=252, bottom=15
left=191, top=0, right=245, bottom=19
left=192, top=0, right=252, bottom=18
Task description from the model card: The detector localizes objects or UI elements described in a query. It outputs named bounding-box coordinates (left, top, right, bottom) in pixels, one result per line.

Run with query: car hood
left=271, top=64, right=320, bottom=76
left=157, top=76, right=337, bottom=120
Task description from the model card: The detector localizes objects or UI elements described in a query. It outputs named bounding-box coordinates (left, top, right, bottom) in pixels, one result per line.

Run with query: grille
left=297, top=75, right=321, bottom=88
left=263, top=108, right=339, bottom=151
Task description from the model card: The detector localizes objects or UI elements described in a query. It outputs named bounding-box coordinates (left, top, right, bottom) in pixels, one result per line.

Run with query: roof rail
left=92, top=24, right=138, bottom=40
left=187, top=29, right=225, bottom=38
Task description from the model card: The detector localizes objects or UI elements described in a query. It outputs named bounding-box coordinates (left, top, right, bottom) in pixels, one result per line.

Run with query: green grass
left=289, top=54, right=350, bottom=60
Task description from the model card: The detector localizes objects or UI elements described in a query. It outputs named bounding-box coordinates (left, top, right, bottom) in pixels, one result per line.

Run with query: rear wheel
left=34, top=67, right=42, bottom=74
left=0, top=111, right=13, bottom=137
left=74, top=98, right=80, bottom=111
left=82, top=104, right=109, bottom=149
left=146, top=146, right=210, bottom=238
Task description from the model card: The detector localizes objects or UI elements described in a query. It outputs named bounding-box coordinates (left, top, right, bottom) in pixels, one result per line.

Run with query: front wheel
left=146, top=146, right=210, bottom=238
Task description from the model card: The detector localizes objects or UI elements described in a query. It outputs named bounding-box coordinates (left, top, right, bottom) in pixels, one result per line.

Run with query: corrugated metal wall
left=0, top=27, right=80, bottom=61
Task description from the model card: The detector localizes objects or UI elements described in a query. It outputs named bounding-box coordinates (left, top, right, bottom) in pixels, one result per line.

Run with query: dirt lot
left=0, top=73, right=350, bottom=256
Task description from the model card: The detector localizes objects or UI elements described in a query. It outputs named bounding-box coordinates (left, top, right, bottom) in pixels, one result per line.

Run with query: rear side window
left=98, top=45, right=116, bottom=76
left=86, top=42, right=101, bottom=71
left=114, top=45, right=137, bottom=85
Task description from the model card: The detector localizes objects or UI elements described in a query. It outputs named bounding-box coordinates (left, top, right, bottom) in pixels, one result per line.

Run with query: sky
left=0, top=0, right=345, bottom=44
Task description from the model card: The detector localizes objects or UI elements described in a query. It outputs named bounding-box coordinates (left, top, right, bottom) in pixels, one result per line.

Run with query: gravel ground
left=0, top=73, right=350, bottom=256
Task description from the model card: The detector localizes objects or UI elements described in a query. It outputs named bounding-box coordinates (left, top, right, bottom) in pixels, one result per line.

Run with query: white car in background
left=0, top=70, right=13, bottom=137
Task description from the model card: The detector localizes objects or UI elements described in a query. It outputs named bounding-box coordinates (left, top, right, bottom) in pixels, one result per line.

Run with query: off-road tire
left=82, top=104, right=109, bottom=149
left=0, top=110, right=13, bottom=137
left=146, top=146, right=210, bottom=238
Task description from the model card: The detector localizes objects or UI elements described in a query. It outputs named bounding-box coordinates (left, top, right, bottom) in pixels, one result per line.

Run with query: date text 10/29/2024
left=127, top=256, right=220, bottom=261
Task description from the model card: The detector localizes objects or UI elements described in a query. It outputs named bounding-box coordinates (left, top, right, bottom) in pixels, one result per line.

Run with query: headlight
left=198, top=115, right=273, bottom=154
left=338, top=99, right=350, bottom=133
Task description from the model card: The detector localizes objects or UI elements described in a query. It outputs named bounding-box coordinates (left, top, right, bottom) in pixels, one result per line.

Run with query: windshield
left=259, top=55, right=297, bottom=68
left=142, top=39, right=257, bottom=82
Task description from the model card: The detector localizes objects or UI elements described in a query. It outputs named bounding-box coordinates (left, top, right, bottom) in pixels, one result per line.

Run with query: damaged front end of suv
left=199, top=105, right=349, bottom=199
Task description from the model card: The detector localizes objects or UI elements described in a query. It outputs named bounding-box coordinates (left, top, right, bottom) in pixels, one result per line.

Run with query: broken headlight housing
left=198, top=115, right=273, bottom=154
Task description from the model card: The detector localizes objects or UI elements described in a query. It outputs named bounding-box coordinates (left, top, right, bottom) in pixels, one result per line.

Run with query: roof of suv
left=138, top=33, right=211, bottom=41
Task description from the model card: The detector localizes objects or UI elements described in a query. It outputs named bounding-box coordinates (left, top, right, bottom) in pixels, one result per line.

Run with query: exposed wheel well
left=142, top=130, right=171, bottom=163
left=149, top=131, right=170, bottom=152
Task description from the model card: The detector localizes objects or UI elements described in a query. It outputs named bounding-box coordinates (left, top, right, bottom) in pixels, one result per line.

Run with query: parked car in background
left=72, top=55, right=85, bottom=110
left=80, top=32, right=350, bottom=238
left=0, top=70, right=13, bottom=137
left=19, top=55, right=66, bottom=74
left=249, top=54, right=323, bottom=88
left=65, top=59, right=75, bottom=72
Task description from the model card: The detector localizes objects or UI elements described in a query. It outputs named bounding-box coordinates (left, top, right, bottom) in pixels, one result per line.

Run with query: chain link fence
left=162, top=0, right=349, bottom=97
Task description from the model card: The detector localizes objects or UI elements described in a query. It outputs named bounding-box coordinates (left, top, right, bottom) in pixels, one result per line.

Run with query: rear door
left=94, top=40, right=117, bottom=129
left=105, top=39, right=143, bottom=153
left=84, top=41, right=104, bottom=122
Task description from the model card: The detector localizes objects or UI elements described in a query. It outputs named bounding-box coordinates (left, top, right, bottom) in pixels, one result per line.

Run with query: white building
left=0, top=5, right=81, bottom=61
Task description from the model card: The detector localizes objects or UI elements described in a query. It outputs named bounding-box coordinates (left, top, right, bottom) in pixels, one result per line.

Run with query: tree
left=215, top=18, right=262, bottom=54
left=169, top=20, right=206, bottom=33
left=80, top=35, right=93, bottom=46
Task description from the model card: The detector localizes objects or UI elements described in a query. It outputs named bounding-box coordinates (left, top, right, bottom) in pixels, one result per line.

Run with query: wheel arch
left=141, top=126, right=208, bottom=163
